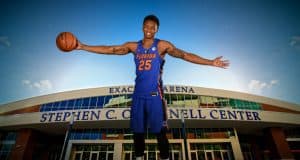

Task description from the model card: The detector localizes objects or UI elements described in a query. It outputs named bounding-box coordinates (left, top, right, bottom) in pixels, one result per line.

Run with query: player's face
left=143, top=20, right=158, bottom=39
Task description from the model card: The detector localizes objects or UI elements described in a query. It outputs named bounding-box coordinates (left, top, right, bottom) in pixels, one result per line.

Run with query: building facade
left=0, top=85, right=299, bottom=160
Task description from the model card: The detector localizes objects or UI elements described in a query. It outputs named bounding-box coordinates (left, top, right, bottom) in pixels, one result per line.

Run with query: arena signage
left=109, top=85, right=195, bottom=94
left=40, top=108, right=261, bottom=123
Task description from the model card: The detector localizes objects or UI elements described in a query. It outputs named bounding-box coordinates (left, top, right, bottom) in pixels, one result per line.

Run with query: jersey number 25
left=138, top=60, right=152, bottom=71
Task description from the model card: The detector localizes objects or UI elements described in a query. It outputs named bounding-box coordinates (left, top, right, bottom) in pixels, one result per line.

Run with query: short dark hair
left=143, top=14, right=160, bottom=28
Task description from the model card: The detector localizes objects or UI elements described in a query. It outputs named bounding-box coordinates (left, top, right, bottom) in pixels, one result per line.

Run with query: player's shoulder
left=158, top=39, right=170, bottom=44
left=158, top=39, right=174, bottom=49
left=123, top=41, right=138, bottom=52
left=124, top=41, right=138, bottom=46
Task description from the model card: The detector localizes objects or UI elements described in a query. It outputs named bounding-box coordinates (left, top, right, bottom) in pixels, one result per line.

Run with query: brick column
left=9, top=129, right=36, bottom=160
left=264, top=127, right=294, bottom=160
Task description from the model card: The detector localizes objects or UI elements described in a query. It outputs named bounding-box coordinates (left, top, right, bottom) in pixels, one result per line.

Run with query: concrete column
left=264, top=127, right=294, bottom=160
left=9, top=129, right=36, bottom=160
left=230, top=128, right=244, bottom=160
left=114, top=141, right=123, bottom=160
left=64, top=140, right=73, bottom=160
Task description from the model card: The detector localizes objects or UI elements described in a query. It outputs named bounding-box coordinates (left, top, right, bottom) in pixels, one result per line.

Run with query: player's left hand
left=212, top=56, right=230, bottom=69
left=162, top=120, right=169, bottom=131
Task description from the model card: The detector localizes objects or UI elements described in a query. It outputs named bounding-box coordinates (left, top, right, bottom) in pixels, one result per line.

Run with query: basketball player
left=75, top=15, right=229, bottom=160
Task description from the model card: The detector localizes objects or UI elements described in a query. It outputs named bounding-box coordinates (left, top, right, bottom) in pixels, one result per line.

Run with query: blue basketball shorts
left=130, top=94, right=163, bottom=133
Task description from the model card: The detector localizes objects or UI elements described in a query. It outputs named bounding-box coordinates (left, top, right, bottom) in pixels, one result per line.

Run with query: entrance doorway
left=122, top=143, right=182, bottom=160
left=71, top=144, right=114, bottom=160
left=189, top=143, right=233, bottom=160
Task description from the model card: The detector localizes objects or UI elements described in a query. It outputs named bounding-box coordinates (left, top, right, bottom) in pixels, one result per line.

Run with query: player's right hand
left=75, top=40, right=83, bottom=50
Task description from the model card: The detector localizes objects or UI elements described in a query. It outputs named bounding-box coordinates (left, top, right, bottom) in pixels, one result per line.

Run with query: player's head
left=143, top=14, right=159, bottom=29
left=143, top=14, right=159, bottom=38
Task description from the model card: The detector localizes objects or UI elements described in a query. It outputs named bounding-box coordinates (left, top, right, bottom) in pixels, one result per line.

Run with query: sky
left=1, top=0, right=300, bottom=105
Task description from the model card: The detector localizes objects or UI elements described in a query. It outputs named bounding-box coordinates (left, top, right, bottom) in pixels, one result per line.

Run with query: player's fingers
left=76, top=41, right=83, bottom=50
left=216, top=56, right=223, bottom=60
left=222, top=62, right=230, bottom=68
left=222, top=60, right=229, bottom=64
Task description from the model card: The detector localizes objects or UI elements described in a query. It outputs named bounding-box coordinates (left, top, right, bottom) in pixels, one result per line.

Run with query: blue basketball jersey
left=133, top=39, right=164, bottom=96
left=131, top=38, right=166, bottom=133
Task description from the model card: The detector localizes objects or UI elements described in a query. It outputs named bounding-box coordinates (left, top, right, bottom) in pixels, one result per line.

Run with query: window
left=82, top=98, right=90, bottom=109
left=0, top=132, right=17, bottom=160
left=126, top=94, right=132, bottom=107
left=67, top=99, right=75, bottom=110
left=89, top=97, right=97, bottom=109
left=97, top=96, right=105, bottom=108
left=74, top=98, right=83, bottom=109
left=103, top=95, right=113, bottom=108
left=183, top=95, right=199, bottom=108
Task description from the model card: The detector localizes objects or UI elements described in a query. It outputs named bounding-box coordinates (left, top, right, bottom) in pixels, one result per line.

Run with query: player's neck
left=142, top=38, right=155, bottom=48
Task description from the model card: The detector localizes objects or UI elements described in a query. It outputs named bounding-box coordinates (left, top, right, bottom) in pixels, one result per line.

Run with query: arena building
left=0, top=85, right=299, bottom=160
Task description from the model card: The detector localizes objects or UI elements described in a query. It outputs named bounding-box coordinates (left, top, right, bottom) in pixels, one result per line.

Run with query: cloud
left=270, top=80, right=278, bottom=86
left=248, top=79, right=278, bottom=94
left=22, top=80, right=53, bottom=92
left=290, top=36, right=300, bottom=50
left=22, top=80, right=31, bottom=85
left=0, top=36, right=11, bottom=47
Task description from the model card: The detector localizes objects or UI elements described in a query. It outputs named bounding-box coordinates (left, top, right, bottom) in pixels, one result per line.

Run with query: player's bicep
left=166, top=42, right=185, bottom=59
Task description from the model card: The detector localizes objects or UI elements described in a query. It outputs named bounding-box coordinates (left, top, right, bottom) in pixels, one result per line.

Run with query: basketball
left=56, top=32, right=78, bottom=52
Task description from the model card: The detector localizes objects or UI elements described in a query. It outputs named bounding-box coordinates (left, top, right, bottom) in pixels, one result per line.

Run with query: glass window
left=171, top=94, right=185, bottom=107
left=67, top=99, right=75, bottom=109
left=252, top=102, right=257, bottom=109
left=216, top=97, right=230, bottom=108
left=205, top=144, right=213, bottom=150
left=187, top=128, right=196, bottom=134
left=45, top=106, right=52, bottom=111
left=46, top=103, right=53, bottom=107
left=5, top=132, right=17, bottom=141
left=200, top=96, right=218, bottom=108
left=183, top=95, right=198, bottom=108
left=108, top=144, right=114, bottom=151
left=117, top=95, right=130, bottom=108
left=53, top=101, right=60, bottom=107
left=229, top=99, right=236, bottom=108
left=90, top=97, right=97, bottom=107
left=81, top=132, right=91, bottom=139
left=103, top=95, right=113, bottom=108
left=52, top=101, right=60, bottom=111
left=256, top=103, right=262, bottom=110
left=236, top=99, right=244, bottom=109
left=0, top=132, right=17, bottom=160
left=95, top=96, right=104, bottom=108
left=40, top=104, right=46, bottom=112
left=74, top=98, right=83, bottom=109
left=90, top=130, right=101, bottom=140
left=44, top=102, right=53, bottom=111
left=245, top=100, right=250, bottom=109
left=168, top=94, right=177, bottom=107
left=195, top=128, right=204, bottom=138
left=164, top=94, right=169, bottom=105
left=172, top=128, right=181, bottom=139
left=196, top=143, right=204, bottom=150
left=46, top=103, right=54, bottom=111
left=126, top=94, right=132, bottom=107
left=60, top=100, right=68, bottom=107
left=82, top=97, right=90, bottom=107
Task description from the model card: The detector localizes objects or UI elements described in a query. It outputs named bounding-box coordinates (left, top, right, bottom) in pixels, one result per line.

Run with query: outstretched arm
left=162, top=41, right=229, bottom=68
left=76, top=41, right=136, bottom=55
